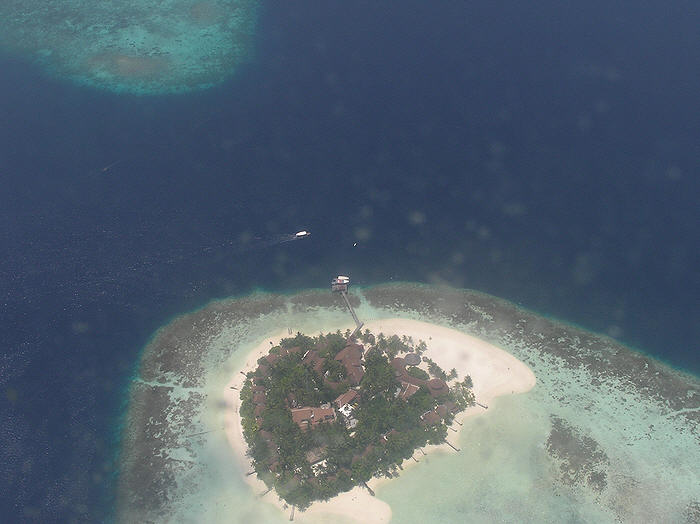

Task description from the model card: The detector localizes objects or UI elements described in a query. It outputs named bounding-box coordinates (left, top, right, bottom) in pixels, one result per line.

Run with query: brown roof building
left=291, top=406, right=337, bottom=431
left=420, top=402, right=458, bottom=426
left=391, top=357, right=448, bottom=398
left=334, top=389, right=359, bottom=409
left=286, top=392, right=299, bottom=408
left=265, top=352, right=281, bottom=365
left=391, top=357, right=410, bottom=377
left=335, top=342, right=365, bottom=385
left=302, top=350, right=325, bottom=375
left=397, top=381, right=420, bottom=400
left=263, top=345, right=302, bottom=366
left=404, top=352, right=422, bottom=366
left=420, top=409, right=442, bottom=426
left=427, top=378, right=448, bottom=397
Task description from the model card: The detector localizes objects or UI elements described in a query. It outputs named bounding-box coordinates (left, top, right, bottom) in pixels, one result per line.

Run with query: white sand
left=223, top=319, right=535, bottom=523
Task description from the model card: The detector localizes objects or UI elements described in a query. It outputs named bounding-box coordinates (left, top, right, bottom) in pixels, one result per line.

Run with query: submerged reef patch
left=546, top=416, right=609, bottom=493
left=0, top=0, right=259, bottom=94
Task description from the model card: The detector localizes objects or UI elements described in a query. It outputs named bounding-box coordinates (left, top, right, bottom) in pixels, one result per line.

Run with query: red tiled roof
left=398, top=381, right=420, bottom=400
left=336, top=343, right=365, bottom=385
left=402, top=374, right=426, bottom=387
left=346, top=364, right=364, bottom=385
left=291, top=407, right=313, bottom=428
left=334, top=389, right=359, bottom=408
left=427, top=378, right=448, bottom=397
left=391, top=356, right=428, bottom=387
left=291, top=406, right=337, bottom=431
left=302, top=350, right=325, bottom=375
left=314, top=407, right=336, bottom=422
left=391, top=357, right=449, bottom=398
left=421, top=410, right=441, bottom=425
left=390, top=357, right=406, bottom=372
left=335, top=343, right=363, bottom=365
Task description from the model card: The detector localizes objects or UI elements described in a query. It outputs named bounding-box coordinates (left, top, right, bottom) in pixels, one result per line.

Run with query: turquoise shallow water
left=378, top=395, right=610, bottom=523
left=117, top=287, right=700, bottom=523
left=0, top=0, right=258, bottom=93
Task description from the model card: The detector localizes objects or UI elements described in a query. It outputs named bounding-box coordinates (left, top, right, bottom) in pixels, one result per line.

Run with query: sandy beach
left=223, top=319, right=535, bottom=523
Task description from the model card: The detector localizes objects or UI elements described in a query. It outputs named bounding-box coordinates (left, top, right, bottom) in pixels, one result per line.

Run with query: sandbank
left=223, top=318, right=535, bottom=523
left=119, top=284, right=700, bottom=523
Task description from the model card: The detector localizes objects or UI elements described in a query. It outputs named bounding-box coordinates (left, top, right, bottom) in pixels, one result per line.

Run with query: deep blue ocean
left=1, top=2, right=698, bottom=522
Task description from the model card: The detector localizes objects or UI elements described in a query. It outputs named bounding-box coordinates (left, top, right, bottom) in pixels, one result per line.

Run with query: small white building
left=331, top=275, right=350, bottom=293
left=334, top=389, right=360, bottom=428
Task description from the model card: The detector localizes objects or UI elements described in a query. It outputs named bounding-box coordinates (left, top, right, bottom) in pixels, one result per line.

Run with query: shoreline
left=222, top=318, right=536, bottom=523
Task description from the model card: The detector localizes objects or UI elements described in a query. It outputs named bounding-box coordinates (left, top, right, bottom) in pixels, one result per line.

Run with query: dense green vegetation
left=240, top=331, right=474, bottom=510
left=406, top=366, right=430, bottom=380
left=423, top=355, right=448, bottom=381
left=360, top=330, right=417, bottom=359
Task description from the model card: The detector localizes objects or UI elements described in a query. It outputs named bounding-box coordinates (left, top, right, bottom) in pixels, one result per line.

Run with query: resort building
left=390, top=356, right=449, bottom=398
left=334, top=342, right=365, bottom=385
left=404, top=352, right=422, bottom=366
left=302, top=349, right=325, bottom=375
left=334, top=389, right=359, bottom=413
left=331, top=275, right=350, bottom=293
left=306, top=447, right=328, bottom=477
left=291, top=405, right=337, bottom=431
left=396, top=381, right=420, bottom=400
left=334, top=389, right=360, bottom=428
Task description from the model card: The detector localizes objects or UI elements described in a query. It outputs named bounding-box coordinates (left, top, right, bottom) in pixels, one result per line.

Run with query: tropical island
left=117, top=283, right=699, bottom=524
left=239, top=329, right=475, bottom=510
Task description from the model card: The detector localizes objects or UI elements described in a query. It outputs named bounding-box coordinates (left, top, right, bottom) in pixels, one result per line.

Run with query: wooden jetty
left=445, top=440, right=461, bottom=452
left=183, top=428, right=223, bottom=439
